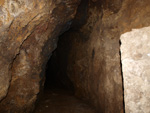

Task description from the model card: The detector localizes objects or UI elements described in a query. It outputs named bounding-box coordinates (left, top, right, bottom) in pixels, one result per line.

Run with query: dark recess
left=44, top=32, right=75, bottom=92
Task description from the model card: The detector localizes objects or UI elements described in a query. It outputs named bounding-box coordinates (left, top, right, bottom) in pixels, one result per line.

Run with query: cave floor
left=34, top=88, right=96, bottom=113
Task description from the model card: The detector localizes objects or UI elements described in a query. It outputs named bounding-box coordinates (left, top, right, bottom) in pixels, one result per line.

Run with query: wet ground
left=34, top=88, right=96, bottom=113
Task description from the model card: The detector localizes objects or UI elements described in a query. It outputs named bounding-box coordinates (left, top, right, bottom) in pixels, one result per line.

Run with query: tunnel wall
left=0, top=0, right=150, bottom=113
left=57, top=0, right=150, bottom=112
left=0, top=0, right=80, bottom=112
left=65, top=1, right=124, bottom=112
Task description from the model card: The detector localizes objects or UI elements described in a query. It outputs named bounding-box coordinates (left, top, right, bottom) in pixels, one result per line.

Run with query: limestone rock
left=120, top=27, right=150, bottom=113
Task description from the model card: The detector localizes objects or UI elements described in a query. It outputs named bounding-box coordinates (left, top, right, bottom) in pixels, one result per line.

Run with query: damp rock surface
left=120, top=26, right=150, bottom=113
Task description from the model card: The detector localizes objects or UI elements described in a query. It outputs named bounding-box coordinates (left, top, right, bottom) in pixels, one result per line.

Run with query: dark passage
left=34, top=32, right=97, bottom=113
left=34, top=0, right=124, bottom=112
left=44, top=47, right=74, bottom=91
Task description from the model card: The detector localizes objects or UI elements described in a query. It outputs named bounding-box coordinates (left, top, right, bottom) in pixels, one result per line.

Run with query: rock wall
left=56, top=0, right=150, bottom=112
left=120, top=27, right=150, bottom=113
left=0, top=0, right=80, bottom=112
left=0, top=0, right=150, bottom=112
left=65, top=1, right=124, bottom=112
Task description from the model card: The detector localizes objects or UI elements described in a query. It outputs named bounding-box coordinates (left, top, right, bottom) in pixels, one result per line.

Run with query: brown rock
left=54, top=0, right=150, bottom=112
left=0, top=0, right=150, bottom=113
left=0, top=0, right=80, bottom=112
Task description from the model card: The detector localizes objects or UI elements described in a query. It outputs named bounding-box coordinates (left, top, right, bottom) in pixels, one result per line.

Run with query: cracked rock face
left=120, top=27, right=150, bottom=113
left=0, top=0, right=80, bottom=112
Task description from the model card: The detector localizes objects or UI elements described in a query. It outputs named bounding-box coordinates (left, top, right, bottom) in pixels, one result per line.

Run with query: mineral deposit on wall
left=120, top=27, right=150, bottom=113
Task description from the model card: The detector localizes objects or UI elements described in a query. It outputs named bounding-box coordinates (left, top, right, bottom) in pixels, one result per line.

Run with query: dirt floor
left=34, top=88, right=97, bottom=113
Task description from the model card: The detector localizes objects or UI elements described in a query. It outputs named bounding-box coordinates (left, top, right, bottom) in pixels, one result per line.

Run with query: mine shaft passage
left=1, top=0, right=149, bottom=112
left=34, top=32, right=97, bottom=113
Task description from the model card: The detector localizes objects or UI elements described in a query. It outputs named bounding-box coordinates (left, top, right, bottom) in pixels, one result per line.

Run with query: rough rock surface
left=0, top=0, right=150, bottom=113
left=120, top=27, right=150, bottom=113
left=54, top=0, right=124, bottom=112
left=0, top=0, right=80, bottom=112
left=55, top=0, right=150, bottom=112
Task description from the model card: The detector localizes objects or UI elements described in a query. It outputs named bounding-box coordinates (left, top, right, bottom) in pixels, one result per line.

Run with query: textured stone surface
left=53, top=0, right=124, bottom=112
left=54, top=0, right=150, bottom=112
left=0, top=0, right=80, bottom=112
left=120, top=27, right=150, bottom=113
left=1, top=0, right=150, bottom=112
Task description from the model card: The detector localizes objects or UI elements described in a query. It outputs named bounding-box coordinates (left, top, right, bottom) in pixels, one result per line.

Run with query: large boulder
left=120, top=27, right=150, bottom=113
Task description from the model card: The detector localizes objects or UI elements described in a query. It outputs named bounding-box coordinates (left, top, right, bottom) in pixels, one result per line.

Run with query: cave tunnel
left=34, top=0, right=124, bottom=112
left=0, top=0, right=150, bottom=113
left=34, top=30, right=98, bottom=113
